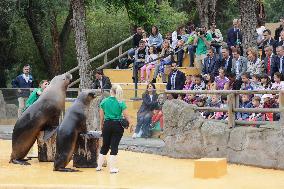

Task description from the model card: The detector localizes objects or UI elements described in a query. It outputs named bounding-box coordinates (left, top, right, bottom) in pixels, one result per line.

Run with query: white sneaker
left=137, top=129, right=143, bottom=138
left=109, top=155, right=119, bottom=174
left=132, top=133, right=137, bottom=139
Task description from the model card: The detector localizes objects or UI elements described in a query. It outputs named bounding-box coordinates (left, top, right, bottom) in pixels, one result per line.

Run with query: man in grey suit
left=263, top=46, right=277, bottom=78
left=231, top=48, right=247, bottom=80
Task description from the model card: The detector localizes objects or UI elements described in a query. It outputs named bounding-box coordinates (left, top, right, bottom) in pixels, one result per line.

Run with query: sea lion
left=53, top=90, right=97, bottom=172
left=10, top=73, right=72, bottom=165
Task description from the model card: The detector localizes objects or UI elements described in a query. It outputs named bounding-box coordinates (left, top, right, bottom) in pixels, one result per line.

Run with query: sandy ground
left=1, top=140, right=284, bottom=189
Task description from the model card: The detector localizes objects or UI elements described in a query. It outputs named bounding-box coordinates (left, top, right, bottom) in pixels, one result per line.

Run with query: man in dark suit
left=220, top=47, right=232, bottom=75
left=231, top=48, right=247, bottom=80
left=92, top=69, right=112, bottom=91
left=261, top=29, right=277, bottom=60
left=264, top=46, right=278, bottom=78
left=166, top=62, right=186, bottom=90
left=227, top=19, right=242, bottom=53
left=277, top=30, right=284, bottom=47
left=274, top=18, right=284, bottom=41
left=202, top=47, right=219, bottom=76
left=274, top=46, right=284, bottom=78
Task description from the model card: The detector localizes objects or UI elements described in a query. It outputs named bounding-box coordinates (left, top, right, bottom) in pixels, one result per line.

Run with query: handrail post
left=279, top=90, right=284, bottom=127
left=227, top=94, right=235, bottom=128
left=104, top=53, right=108, bottom=65
left=118, top=45, right=123, bottom=69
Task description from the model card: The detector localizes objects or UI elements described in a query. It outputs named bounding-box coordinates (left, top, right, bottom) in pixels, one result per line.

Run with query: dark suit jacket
left=138, top=93, right=158, bottom=114
left=261, top=38, right=277, bottom=60
left=219, top=56, right=233, bottom=75
left=273, top=56, right=284, bottom=76
left=227, top=27, right=242, bottom=48
left=202, top=56, right=219, bottom=76
left=92, top=75, right=112, bottom=90
left=277, top=40, right=284, bottom=47
left=264, top=55, right=278, bottom=77
left=166, top=70, right=186, bottom=90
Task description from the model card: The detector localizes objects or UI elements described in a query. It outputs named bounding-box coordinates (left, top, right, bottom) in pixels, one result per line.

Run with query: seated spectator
left=191, top=74, right=206, bottom=91
left=231, top=47, right=248, bottom=80
left=92, top=69, right=112, bottom=91
left=133, top=40, right=148, bottom=83
left=165, top=32, right=172, bottom=45
left=273, top=95, right=280, bottom=121
left=271, top=72, right=284, bottom=90
left=175, top=40, right=185, bottom=67
left=246, top=47, right=263, bottom=76
left=203, top=95, right=220, bottom=119
left=260, top=74, right=272, bottom=90
left=215, top=67, right=229, bottom=90
left=128, top=27, right=143, bottom=59
left=226, top=73, right=242, bottom=90
left=185, top=94, right=197, bottom=104
left=186, top=28, right=197, bottom=67
left=202, top=47, right=219, bottom=76
left=220, top=47, right=233, bottom=75
left=148, top=26, right=163, bottom=51
left=133, top=83, right=158, bottom=138
left=152, top=40, right=173, bottom=83
left=237, top=94, right=253, bottom=120
left=140, top=46, right=158, bottom=83
left=250, top=74, right=262, bottom=90
left=166, top=62, right=186, bottom=90
left=248, top=96, right=264, bottom=125
left=207, top=22, right=223, bottom=56
left=183, top=75, right=193, bottom=90
left=262, top=94, right=275, bottom=121
left=260, top=29, right=277, bottom=60
left=204, top=74, right=216, bottom=90
left=24, top=80, right=49, bottom=111
left=263, top=45, right=277, bottom=78
left=150, top=107, right=164, bottom=132
left=274, top=18, right=284, bottom=41
left=240, top=72, right=253, bottom=90
left=142, top=31, right=149, bottom=47
left=215, top=95, right=228, bottom=120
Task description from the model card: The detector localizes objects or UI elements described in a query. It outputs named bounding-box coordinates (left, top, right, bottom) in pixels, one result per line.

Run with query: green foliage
left=264, top=0, right=284, bottom=22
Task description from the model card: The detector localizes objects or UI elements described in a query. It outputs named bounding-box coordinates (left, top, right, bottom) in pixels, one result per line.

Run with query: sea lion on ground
left=10, top=73, right=72, bottom=165
left=53, top=90, right=97, bottom=172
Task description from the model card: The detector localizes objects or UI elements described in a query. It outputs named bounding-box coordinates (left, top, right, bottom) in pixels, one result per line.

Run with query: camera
left=195, top=27, right=205, bottom=35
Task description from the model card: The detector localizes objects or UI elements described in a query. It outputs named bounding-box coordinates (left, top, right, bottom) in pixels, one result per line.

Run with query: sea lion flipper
left=10, top=159, right=31, bottom=165
left=53, top=168, right=80, bottom=172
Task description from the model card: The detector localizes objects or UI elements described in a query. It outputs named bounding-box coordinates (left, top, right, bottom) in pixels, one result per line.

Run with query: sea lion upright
left=53, top=90, right=97, bottom=172
left=10, top=73, right=72, bottom=165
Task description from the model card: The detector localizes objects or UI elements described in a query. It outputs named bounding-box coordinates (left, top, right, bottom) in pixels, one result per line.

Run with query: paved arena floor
left=1, top=140, right=284, bottom=189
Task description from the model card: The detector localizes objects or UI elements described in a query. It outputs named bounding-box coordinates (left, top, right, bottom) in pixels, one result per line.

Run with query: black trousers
left=100, top=120, right=124, bottom=155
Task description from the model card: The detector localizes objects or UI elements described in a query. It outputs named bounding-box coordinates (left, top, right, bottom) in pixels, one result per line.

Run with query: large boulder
left=162, top=99, right=284, bottom=169
left=0, top=90, right=17, bottom=119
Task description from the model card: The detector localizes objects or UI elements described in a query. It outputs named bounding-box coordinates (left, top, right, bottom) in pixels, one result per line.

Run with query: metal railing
left=165, top=89, right=284, bottom=128
left=67, top=35, right=134, bottom=87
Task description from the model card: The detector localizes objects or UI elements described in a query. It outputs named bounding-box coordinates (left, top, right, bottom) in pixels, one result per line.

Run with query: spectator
left=231, top=48, right=247, bottom=80
left=204, top=74, right=216, bottom=90
left=220, top=47, right=233, bottom=75
left=240, top=72, right=253, bottom=90
left=128, top=27, right=143, bottom=59
left=133, top=83, right=158, bottom=138
left=183, top=75, right=193, bottom=90
left=271, top=72, right=284, bottom=90
left=207, top=22, right=223, bottom=56
left=203, top=95, right=220, bottom=119
left=140, top=46, right=158, bottom=83
left=215, top=67, right=229, bottom=90
left=24, top=80, right=49, bottom=111
left=133, top=40, right=148, bottom=83
left=191, top=74, right=206, bottom=91
left=92, top=69, right=112, bottom=91
left=165, top=32, right=172, bottom=45
left=194, top=26, right=212, bottom=72
left=248, top=96, right=264, bottom=123
left=264, top=46, right=278, bottom=78
left=260, top=74, right=272, bottom=90
left=246, top=47, right=263, bottom=76
left=12, top=64, right=34, bottom=118
left=250, top=74, right=262, bottom=90
left=256, top=20, right=266, bottom=49
left=202, top=47, right=219, bottom=76
left=141, top=31, right=149, bottom=47
left=274, top=46, right=284, bottom=78
left=274, top=18, right=284, bottom=41
left=148, top=26, right=163, bottom=51
left=262, top=94, right=275, bottom=121
left=152, top=40, right=173, bottom=83
left=215, top=95, right=228, bottom=120
left=277, top=30, right=284, bottom=47
left=186, top=26, right=197, bottom=67
left=172, top=26, right=184, bottom=49
left=227, top=19, right=242, bottom=54
left=175, top=40, right=185, bottom=67
left=150, top=107, right=164, bottom=132
left=227, top=73, right=242, bottom=90
left=166, top=62, right=186, bottom=90
left=260, top=29, right=277, bottom=60
left=237, top=94, right=253, bottom=121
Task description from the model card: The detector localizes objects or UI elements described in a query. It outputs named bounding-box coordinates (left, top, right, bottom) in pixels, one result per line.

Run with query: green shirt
left=196, top=33, right=212, bottom=55
left=24, top=88, right=43, bottom=111
left=100, top=96, right=127, bottom=120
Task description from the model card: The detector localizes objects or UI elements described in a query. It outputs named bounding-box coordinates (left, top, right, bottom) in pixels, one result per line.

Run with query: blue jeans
left=135, top=111, right=152, bottom=138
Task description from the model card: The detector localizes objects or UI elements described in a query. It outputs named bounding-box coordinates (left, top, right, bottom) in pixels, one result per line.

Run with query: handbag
left=119, top=101, right=129, bottom=129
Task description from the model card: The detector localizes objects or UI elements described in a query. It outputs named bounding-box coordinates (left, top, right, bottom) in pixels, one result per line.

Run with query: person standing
left=166, top=62, right=186, bottom=90
left=96, top=84, right=132, bottom=173
left=92, top=69, right=112, bottom=91
left=227, top=19, right=242, bottom=54
left=12, top=64, right=34, bottom=118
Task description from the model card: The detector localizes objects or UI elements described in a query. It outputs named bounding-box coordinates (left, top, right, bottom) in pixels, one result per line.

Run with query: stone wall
left=162, top=99, right=284, bottom=170
left=0, top=90, right=17, bottom=119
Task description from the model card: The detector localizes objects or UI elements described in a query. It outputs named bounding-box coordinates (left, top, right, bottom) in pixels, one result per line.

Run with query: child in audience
left=262, top=94, right=275, bottom=121
left=240, top=73, right=253, bottom=90
left=237, top=94, right=253, bottom=120
left=204, top=95, right=220, bottom=119
left=271, top=72, right=284, bottom=90
left=191, top=74, right=206, bottom=91
left=205, top=74, right=217, bottom=90
left=183, top=75, right=193, bottom=90
left=142, top=32, right=149, bottom=47
left=140, top=46, right=158, bottom=83
left=215, top=95, right=228, bottom=120
left=250, top=74, right=262, bottom=90
left=248, top=96, right=264, bottom=124
left=260, top=74, right=272, bottom=90
left=185, top=94, right=197, bottom=104
left=150, top=107, right=163, bottom=132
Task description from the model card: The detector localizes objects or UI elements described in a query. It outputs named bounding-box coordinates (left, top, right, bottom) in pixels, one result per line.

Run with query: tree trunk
left=196, top=0, right=217, bottom=28
left=71, top=0, right=92, bottom=89
left=239, top=0, right=258, bottom=54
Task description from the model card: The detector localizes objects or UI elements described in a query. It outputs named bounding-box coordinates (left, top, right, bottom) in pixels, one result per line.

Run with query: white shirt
left=22, top=74, right=30, bottom=83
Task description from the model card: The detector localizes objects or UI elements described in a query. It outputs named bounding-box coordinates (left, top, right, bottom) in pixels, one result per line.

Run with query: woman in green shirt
left=24, top=80, right=49, bottom=112
left=96, top=84, right=132, bottom=173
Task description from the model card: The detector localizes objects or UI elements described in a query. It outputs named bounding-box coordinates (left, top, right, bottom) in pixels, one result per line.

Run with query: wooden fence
left=165, top=89, right=284, bottom=128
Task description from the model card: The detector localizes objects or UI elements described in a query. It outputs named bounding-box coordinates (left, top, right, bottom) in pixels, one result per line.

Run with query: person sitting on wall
left=92, top=69, right=112, bottom=91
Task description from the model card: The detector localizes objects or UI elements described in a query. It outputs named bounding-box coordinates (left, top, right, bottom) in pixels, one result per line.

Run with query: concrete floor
left=1, top=140, right=284, bottom=189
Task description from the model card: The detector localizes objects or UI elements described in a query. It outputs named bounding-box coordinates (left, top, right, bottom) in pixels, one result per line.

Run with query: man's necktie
left=267, top=57, right=271, bottom=74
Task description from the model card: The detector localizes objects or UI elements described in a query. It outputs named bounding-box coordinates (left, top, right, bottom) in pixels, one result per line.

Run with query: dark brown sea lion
left=10, top=73, right=72, bottom=165
left=53, top=90, right=97, bottom=172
